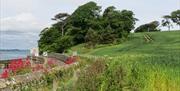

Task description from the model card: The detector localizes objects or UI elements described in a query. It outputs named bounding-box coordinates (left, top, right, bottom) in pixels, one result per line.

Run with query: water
left=0, top=50, right=30, bottom=74
left=0, top=69, right=2, bottom=74
left=0, top=50, right=30, bottom=60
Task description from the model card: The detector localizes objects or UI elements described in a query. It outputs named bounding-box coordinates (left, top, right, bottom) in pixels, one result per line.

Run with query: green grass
left=68, top=31, right=180, bottom=91
left=28, top=31, right=180, bottom=91
left=86, top=31, right=180, bottom=56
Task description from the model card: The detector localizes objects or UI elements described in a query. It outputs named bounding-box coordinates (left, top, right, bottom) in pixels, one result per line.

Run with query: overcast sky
left=0, top=0, right=179, bottom=49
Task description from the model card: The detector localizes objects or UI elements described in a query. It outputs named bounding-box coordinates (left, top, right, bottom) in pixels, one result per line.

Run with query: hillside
left=21, top=31, right=180, bottom=91
left=71, top=31, right=180, bottom=56
left=67, top=31, right=180, bottom=91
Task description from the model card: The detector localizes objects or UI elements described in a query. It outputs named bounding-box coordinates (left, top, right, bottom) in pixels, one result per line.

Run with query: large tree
left=38, top=1, right=137, bottom=53
left=103, top=7, right=136, bottom=33
left=171, top=10, right=180, bottom=28
left=38, top=27, right=61, bottom=53
left=162, top=15, right=172, bottom=31
left=85, top=28, right=99, bottom=48
left=52, top=13, right=70, bottom=36
left=135, top=21, right=160, bottom=32
left=66, top=1, right=101, bottom=44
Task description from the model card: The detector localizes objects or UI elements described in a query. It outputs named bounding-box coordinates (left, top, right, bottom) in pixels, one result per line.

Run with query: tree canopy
left=161, top=9, right=180, bottom=31
left=135, top=21, right=160, bottom=32
left=38, top=1, right=137, bottom=53
left=171, top=10, right=180, bottom=26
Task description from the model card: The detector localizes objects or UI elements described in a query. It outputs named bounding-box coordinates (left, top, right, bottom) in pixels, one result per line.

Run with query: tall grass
left=73, top=54, right=180, bottom=91
left=24, top=31, right=180, bottom=90
left=67, top=31, right=180, bottom=91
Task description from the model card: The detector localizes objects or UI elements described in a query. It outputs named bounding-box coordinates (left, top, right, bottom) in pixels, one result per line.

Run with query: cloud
left=0, top=30, right=39, bottom=49
left=0, top=13, right=43, bottom=33
left=0, top=13, right=43, bottom=49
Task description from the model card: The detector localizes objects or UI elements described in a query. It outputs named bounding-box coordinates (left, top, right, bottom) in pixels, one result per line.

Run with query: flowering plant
left=0, top=56, right=77, bottom=78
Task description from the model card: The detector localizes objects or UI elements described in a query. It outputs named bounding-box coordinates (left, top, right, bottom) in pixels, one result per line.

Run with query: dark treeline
left=38, top=1, right=137, bottom=53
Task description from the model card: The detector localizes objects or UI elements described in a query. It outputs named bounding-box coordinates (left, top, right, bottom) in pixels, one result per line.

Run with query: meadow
left=68, top=31, right=180, bottom=91
left=17, top=31, right=180, bottom=91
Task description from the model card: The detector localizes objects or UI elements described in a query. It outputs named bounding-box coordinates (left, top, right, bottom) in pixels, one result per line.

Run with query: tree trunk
left=61, top=22, right=67, bottom=36
left=61, top=26, right=64, bottom=36
left=168, top=26, right=170, bottom=31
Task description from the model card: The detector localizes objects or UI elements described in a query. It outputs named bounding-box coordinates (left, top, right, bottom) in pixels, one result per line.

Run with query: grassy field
left=68, top=31, right=180, bottom=91
left=26, top=31, right=180, bottom=91
left=71, top=31, right=180, bottom=56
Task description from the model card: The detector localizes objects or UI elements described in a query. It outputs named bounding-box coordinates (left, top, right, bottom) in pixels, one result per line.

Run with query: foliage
left=135, top=21, right=160, bottom=32
left=38, top=1, right=136, bottom=53
left=171, top=10, right=180, bottom=26
left=0, top=57, right=60, bottom=78
left=101, top=63, right=127, bottom=91
left=63, top=31, right=180, bottom=91
left=98, top=25, right=118, bottom=44
left=15, top=30, right=180, bottom=91
left=161, top=9, right=180, bottom=31
left=162, top=15, right=172, bottom=31
left=85, top=28, right=99, bottom=48
left=75, top=59, right=107, bottom=91
left=52, top=35, right=74, bottom=53
left=0, top=58, right=31, bottom=78
left=38, top=27, right=61, bottom=53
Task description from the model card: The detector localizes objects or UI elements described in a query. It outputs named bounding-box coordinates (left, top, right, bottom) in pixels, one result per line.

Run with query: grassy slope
left=72, top=31, right=180, bottom=56
left=17, top=31, right=180, bottom=91
left=70, top=31, right=180, bottom=91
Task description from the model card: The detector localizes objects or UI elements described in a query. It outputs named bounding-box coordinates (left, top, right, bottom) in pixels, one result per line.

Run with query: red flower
left=47, top=58, right=58, bottom=67
left=65, top=56, right=76, bottom=64
left=0, top=68, right=9, bottom=78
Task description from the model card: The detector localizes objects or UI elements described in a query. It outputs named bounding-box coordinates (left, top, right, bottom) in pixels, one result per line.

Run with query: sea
left=0, top=49, right=30, bottom=60
left=0, top=49, right=30, bottom=73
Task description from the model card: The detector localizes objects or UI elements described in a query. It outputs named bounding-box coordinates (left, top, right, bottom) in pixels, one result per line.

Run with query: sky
left=0, top=0, right=180, bottom=49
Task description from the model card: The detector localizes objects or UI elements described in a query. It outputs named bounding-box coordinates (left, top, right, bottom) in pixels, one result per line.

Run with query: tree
left=171, top=10, right=180, bottom=28
left=52, top=13, right=70, bottom=36
left=135, top=21, right=160, bottom=32
left=85, top=28, right=99, bottom=48
left=162, top=15, right=172, bottom=31
left=52, top=36, right=73, bottom=53
left=38, top=1, right=137, bottom=53
left=103, top=6, right=116, bottom=18
left=67, top=1, right=101, bottom=44
left=98, top=25, right=117, bottom=44
left=103, top=7, right=137, bottom=36
left=148, top=21, right=160, bottom=32
left=38, top=27, right=61, bottom=53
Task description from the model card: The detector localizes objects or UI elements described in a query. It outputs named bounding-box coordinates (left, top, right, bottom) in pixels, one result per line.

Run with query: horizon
left=0, top=49, right=29, bottom=50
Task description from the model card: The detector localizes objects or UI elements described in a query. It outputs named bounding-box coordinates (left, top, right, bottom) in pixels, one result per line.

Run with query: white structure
left=43, top=52, right=48, bottom=57
left=30, top=48, right=39, bottom=56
